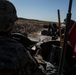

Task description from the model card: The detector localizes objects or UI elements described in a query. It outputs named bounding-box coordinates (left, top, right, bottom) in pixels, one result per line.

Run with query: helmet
left=0, top=0, right=18, bottom=32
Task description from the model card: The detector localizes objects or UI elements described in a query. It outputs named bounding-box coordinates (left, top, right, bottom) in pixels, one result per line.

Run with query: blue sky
left=10, top=0, right=76, bottom=22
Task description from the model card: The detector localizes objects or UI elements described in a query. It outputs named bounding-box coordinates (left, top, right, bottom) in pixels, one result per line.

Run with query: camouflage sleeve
left=17, top=46, right=39, bottom=75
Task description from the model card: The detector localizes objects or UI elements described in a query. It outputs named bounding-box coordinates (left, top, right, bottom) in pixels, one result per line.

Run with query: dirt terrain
left=12, top=18, right=58, bottom=36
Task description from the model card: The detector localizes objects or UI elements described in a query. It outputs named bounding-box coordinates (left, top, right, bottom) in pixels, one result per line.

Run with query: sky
left=10, top=0, right=76, bottom=22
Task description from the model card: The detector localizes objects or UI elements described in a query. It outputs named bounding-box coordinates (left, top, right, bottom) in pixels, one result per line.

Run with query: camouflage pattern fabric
left=0, top=36, right=45, bottom=75
left=0, top=0, right=18, bottom=32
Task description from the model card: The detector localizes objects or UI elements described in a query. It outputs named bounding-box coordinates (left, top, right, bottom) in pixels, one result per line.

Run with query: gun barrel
left=57, top=0, right=73, bottom=75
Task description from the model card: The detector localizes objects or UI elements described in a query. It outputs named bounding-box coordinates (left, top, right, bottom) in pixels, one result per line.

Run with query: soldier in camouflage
left=0, top=0, right=46, bottom=75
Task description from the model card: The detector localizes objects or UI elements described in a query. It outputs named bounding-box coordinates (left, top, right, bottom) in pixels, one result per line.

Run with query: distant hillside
left=16, top=17, right=58, bottom=26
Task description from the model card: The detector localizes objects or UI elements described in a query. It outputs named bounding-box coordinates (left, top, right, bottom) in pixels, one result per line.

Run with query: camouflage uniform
left=0, top=36, right=39, bottom=75
left=0, top=0, right=46, bottom=75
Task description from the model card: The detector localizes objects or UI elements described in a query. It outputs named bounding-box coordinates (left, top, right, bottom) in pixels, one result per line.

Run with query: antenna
left=57, top=0, right=73, bottom=75
left=57, top=9, right=62, bottom=47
